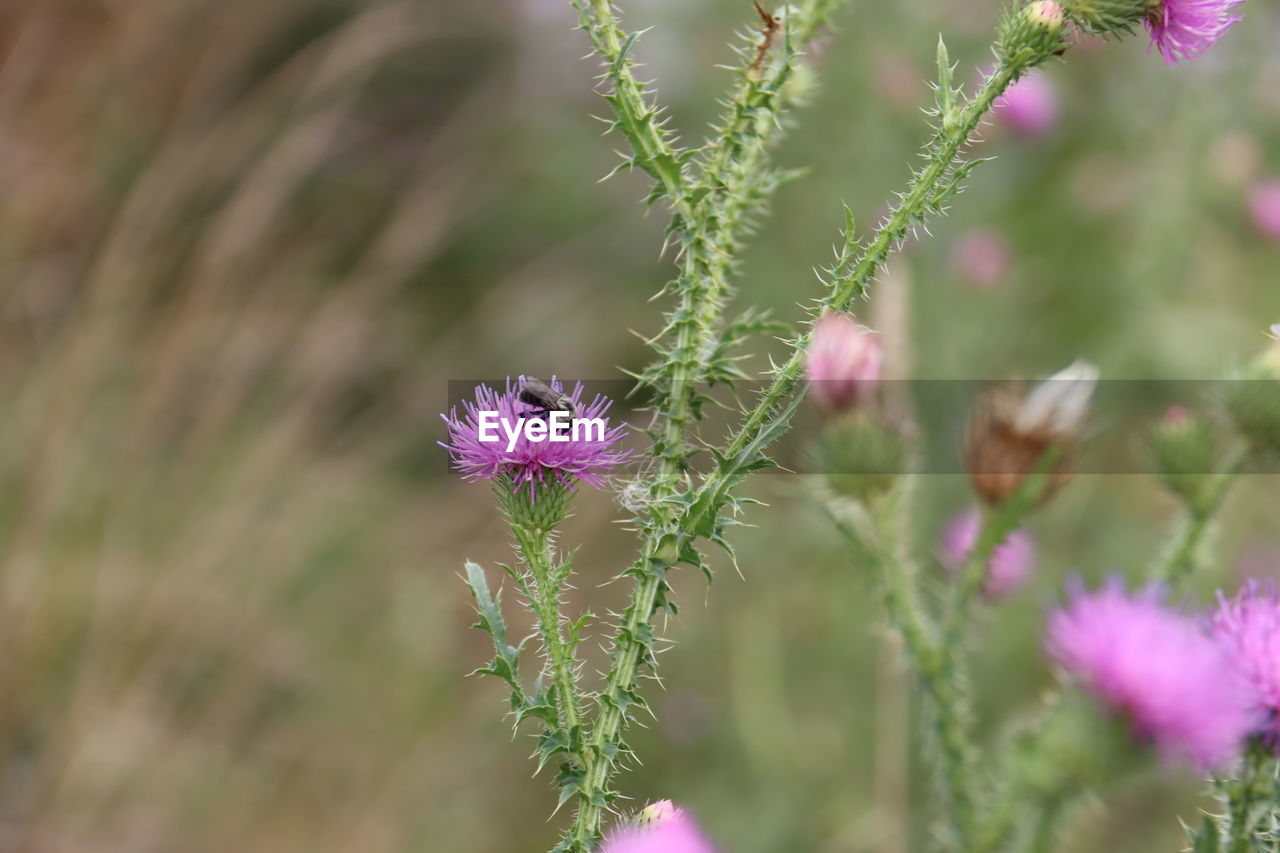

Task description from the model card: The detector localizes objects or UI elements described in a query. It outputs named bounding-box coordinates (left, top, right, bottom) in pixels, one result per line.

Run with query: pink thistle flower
left=600, top=807, right=716, bottom=853
left=440, top=377, right=630, bottom=496
left=939, top=509, right=1035, bottom=599
left=1145, top=0, right=1246, bottom=65
left=805, top=313, right=882, bottom=412
left=1046, top=578, right=1257, bottom=768
left=951, top=229, right=1011, bottom=289
left=1248, top=180, right=1280, bottom=241
left=993, top=72, right=1059, bottom=136
left=1212, top=582, right=1280, bottom=746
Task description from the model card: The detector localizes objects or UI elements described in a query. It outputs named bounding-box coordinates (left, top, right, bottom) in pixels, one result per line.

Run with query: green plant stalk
left=1225, top=739, right=1276, bottom=853
left=567, top=548, right=664, bottom=850
left=1153, top=444, right=1247, bottom=587
left=688, top=58, right=1028, bottom=537
left=510, top=522, right=584, bottom=764
left=565, top=4, right=847, bottom=847
left=647, top=0, right=846, bottom=472
left=851, top=487, right=986, bottom=848
left=569, top=60, right=1035, bottom=848
left=571, top=0, right=688, bottom=207
left=569, top=15, right=1040, bottom=850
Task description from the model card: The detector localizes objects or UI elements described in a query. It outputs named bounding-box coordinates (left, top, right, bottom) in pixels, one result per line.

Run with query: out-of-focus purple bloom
left=1046, top=578, right=1257, bottom=768
left=805, top=312, right=882, bottom=412
left=951, top=229, right=1011, bottom=289
left=1212, top=582, right=1280, bottom=746
left=939, top=509, right=1035, bottom=599
left=440, top=377, right=629, bottom=495
left=1248, top=180, right=1280, bottom=241
left=994, top=72, right=1058, bottom=136
left=1145, top=0, right=1246, bottom=65
left=600, top=806, right=716, bottom=853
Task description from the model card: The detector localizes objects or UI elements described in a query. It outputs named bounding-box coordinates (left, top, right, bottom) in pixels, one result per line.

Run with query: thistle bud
left=997, top=0, right=1069, bottom=63
left=815, top=415, right=906, bottom=500
left=1225, top=326, right=1280, bottom=455
left=805, top=313, right=882, bottom=413
left=965, top=361, right=1098, bottom=505
left=1027, top=0, right=1066, bottom=32
left=1149, top=405, right=1218, bottom=507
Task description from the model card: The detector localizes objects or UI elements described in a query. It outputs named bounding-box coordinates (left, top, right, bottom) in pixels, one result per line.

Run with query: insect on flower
left=519, top=376, right=578, bottom=420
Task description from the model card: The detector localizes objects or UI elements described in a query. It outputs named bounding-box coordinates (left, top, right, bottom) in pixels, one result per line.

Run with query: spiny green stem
left=651, top=0, right=845, bottom=472
left=825, top=484, right=983, bottom=849
left=510, top=523, right=583, bottom=762
left=568, top=548, right=666, bottom=851
left=567, top=6, right=847, bottom=848
left=1225, top=739, right=1275, bottom=853
left=1153, top=444, right=1247, bottom=588
left=688, top=59, right=1027, bottom=536
left=571, top=0, right=689, bottom=209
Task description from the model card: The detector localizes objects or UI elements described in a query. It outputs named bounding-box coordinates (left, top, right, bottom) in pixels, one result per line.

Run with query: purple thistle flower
left=600, top=807, right=716, bottom=853
left=994, top=72, right=1059, bottom=136
left=1145, top=0, right=1246, bottom=65
left=440, top=377, right=630, bottom=496
left=1046, top=578, right=1257, bottom=768
left=939, top=510, right=1035, bottom=599
left=1212, top=582, right=1280, bottom=746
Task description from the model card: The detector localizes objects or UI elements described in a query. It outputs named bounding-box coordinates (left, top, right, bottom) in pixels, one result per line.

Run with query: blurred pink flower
left=951, top=229, right=1011, bottom=289
left=1145, top=0, right=1246, bottom=65
left=1248, top=180, right=1280, bottom=241
left=1046, top=578, right=1257, bottom=768
left=601, top=806, right=716, bottom=853
left=939, top=509, right=1035, bottom=599
left=805, top=313, right=881, bottom=412
left=1212, top=582, right=1280, bottom=747
left=993, top=73, right=1058, bottom=137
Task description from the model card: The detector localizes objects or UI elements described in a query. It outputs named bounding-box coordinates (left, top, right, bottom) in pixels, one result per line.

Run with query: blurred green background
left=2, top=0, right=1279, bottom=851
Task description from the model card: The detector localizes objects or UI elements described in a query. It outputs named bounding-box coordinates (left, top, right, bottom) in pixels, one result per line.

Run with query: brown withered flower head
left=965, top=361, right=1098, bottom=505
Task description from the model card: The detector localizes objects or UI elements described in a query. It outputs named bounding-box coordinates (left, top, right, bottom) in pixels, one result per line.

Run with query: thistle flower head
left=600, top=805, right=716, bottom=853
left=965, top=361, right=1098, bottom=504
left=1046, top=578, right=1257, bottom=768
left=1212, top=582, right=1280, bottom=746
left=805, top=312, right=882, bottom=412
left=1249, top=180, right=1280, bottom=242
left=1144, top=0, right=1246, bottom=65
left=994, top=72, right=1059, bottom=137
left=440, top=377, right=630, bottom=496
left=940, top=509, right=1036, bottom=599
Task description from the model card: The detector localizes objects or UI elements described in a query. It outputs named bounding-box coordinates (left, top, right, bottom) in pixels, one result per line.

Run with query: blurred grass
left=0, top=0, right=1278, bottom=851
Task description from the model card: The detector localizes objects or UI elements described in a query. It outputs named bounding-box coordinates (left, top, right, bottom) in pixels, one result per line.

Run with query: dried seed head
left=965, top=362, right=1098, bottom=505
